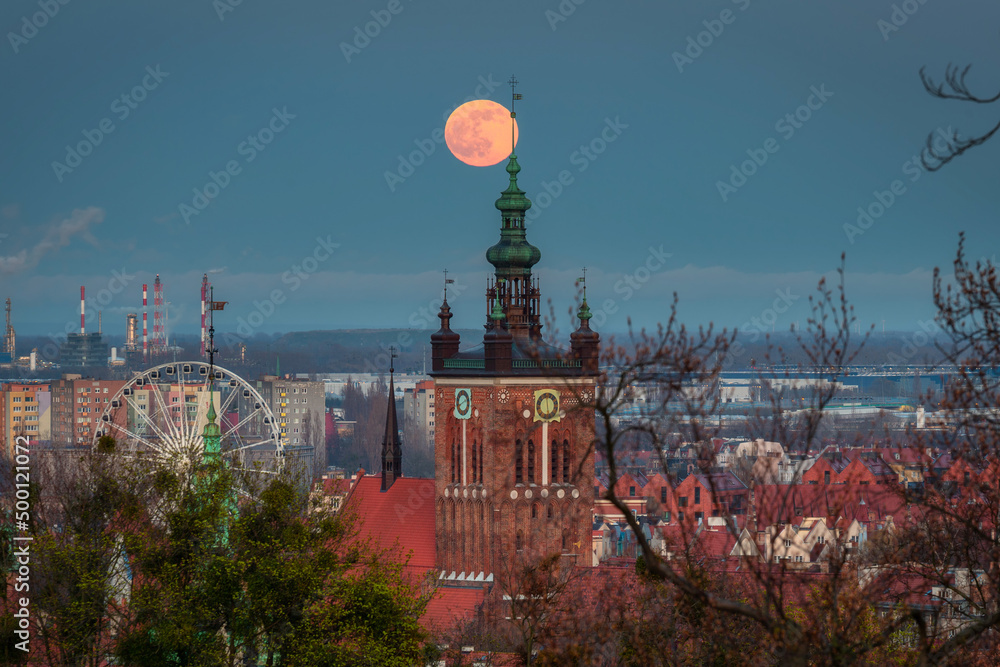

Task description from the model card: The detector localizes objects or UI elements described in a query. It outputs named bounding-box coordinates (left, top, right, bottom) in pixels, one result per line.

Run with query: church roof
left=344, top=475, right=436, bottom=570
left=344, top=474, right=489, bottom=634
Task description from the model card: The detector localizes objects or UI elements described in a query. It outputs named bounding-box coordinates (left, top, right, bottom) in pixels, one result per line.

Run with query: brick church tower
left=430, top=118, right=600, bottom=579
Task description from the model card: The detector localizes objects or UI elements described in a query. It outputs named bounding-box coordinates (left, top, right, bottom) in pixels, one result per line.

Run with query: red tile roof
left=423, top=586, right=486, bottom=633
left=343, top=476, right=492, bottom=635
left=343, top=475, right=437, bottom=571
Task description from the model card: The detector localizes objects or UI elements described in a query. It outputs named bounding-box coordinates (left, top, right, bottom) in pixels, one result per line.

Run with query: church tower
left=431, top=88, right=600, bottom=579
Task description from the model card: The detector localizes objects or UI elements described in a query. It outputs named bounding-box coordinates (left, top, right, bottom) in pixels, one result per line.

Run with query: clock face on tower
left=454, top=388, right=472, bottom=420
left=533, top=389, right=561, bottom=422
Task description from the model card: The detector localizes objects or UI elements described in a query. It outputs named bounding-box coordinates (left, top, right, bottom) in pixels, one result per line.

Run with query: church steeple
left=201, top=393, right=222, bottom=464
left=570, top=269, right=600, bottom=373
left=381, top=348, right=402, bottom=492
left=431, top=271, right=461, bottom=372
left=485, top=76, right=542, bottom=340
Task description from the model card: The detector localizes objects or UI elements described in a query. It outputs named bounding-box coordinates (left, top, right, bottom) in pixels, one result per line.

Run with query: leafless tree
left=921, top=64, right=1000, bottom=170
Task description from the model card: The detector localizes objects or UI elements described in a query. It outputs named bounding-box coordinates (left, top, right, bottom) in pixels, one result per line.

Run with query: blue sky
left=1, top=0, right=999, bottom=342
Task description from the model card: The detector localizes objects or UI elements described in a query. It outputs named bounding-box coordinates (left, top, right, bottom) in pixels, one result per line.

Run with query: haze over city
left=2, top=1, right=999, bottom=338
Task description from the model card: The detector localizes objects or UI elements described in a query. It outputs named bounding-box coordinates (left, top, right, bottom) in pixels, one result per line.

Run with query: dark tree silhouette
left=921, top=64, right=1000, bottom=170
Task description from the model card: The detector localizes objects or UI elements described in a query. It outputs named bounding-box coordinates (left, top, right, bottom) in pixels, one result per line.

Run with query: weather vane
left=207, top=286, right=227, bottom=376
left=443, top=268, right=454, bottom=300
left=577, top=267, right=588, bottom=300
left=508, top=75, right=521, bottom=155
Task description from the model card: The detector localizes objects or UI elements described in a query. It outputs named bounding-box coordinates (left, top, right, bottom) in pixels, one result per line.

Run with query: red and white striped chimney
left=142, top=283, right=148, bottom=360
left=80, top=286, right=85, bottom=334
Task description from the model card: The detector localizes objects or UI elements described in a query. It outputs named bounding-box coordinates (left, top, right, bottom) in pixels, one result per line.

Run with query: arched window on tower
left=531, top=503, right=538, bottom=519
left=551, top=439, right=559, bottom=484
left=516, top=530, right=524, bottom=553
left=471, top=440, right=478, bottom=484
left=515, top=439, right=523, bottom=484
left=479, top=436, right=484, bottom=482
left=450, top=438, right=456, bottom=483
left=527, top=440, right=536, bottom=483
left=562, top=439, right=571, bottom=484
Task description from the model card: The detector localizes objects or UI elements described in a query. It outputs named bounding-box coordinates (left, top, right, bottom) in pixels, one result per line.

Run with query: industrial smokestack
left=142, top=283, right=148, bottom=361
left=201, top=274, right=208, bottom=358
left=80, top=286, right=85, bottom=334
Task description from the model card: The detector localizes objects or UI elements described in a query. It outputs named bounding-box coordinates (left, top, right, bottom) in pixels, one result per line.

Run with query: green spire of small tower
left=491, top=298, right=506, bottom=322
left=577, top=268, right=593, bottom=322
left=201, top=392, right=222, bottom=464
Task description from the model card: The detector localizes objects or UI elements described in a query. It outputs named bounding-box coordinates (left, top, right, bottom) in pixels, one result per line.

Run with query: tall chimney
left=80, top=286, right=85, bottom=334
left=201, top=274, right=208, bottom=358
left=142, top=283, right=148, bottom=361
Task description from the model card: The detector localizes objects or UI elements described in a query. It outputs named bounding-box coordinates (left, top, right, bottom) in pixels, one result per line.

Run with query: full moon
left=445, top=99, right=519, bottom=167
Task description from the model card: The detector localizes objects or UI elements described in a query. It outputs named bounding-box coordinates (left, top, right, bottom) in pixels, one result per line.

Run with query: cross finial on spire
left=508, top=75, right=521, bottom=156
left=577, top=267, right=588, bottom=301
left=389, top=345, right=397, bottom=374
left=443, top=269, right=455, bottom=300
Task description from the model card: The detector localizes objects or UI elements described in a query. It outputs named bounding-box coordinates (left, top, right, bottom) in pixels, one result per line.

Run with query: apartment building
left=0, top=382, right=51, bottom=455
left=50, top=375, right=126, bottom=448
left=256, top=375, right=325, bottom=470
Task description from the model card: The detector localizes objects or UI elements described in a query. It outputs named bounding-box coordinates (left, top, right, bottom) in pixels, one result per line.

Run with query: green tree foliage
left=113, top=455, right=428, bottom=666
left=2, top=440, right=428, bottom=666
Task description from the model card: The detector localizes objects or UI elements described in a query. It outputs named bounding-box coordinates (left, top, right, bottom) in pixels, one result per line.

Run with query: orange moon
left=445, top=100, right=519, bottom=167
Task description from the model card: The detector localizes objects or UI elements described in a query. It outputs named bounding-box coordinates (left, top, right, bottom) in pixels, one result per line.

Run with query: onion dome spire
left=487, top=156, right=540, bottom=272
left=485, top=76, right=542, bottom=339
left=571, top=268, right=600, bottom=373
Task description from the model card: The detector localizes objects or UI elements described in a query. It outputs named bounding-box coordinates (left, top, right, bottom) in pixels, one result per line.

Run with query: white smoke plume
left=0, top=207, right=104, bottom=274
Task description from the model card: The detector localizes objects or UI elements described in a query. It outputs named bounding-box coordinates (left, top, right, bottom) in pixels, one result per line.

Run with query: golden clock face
left=533, top=390, right=560, bottom=422
left=454, top=388, right=472, bottom=420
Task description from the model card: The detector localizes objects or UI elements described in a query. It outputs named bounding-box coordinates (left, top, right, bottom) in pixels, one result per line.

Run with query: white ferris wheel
left=93, top=361, right=284, bottom=472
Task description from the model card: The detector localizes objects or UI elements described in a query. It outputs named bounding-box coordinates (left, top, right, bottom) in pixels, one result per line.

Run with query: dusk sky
left=2, top=0, right=999, bottom=341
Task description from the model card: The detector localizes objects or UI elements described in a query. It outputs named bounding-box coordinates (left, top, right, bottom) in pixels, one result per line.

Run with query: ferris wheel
left=93, top=361, right=284, bottom=472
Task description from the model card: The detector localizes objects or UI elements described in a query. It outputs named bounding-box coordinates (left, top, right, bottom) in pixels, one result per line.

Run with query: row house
left=801, top=449, right=895, bottom=486
left=752, top=483, right=908, bottom=563
left=764, top=516, right=843, bottom=568
left=594, top=469, right=750, bottom=527
left=654, top=519, right=761, bottom=563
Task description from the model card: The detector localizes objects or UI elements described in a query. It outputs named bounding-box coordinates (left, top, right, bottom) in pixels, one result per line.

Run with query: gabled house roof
left=342, top=475, right=437, bottom=570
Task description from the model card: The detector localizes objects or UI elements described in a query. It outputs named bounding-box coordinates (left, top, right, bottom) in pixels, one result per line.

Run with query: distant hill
left=273, top=329, right=482, bottom=352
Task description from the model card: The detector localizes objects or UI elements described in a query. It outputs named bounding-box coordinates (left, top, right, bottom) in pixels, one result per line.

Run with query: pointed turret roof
left=384, top=373, right=399, bottom=449
left=381, top=356, right=403, bottom=492
left=202, top=392, right=222, bottom=463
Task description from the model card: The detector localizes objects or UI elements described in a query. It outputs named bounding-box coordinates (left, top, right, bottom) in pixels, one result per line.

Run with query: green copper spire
left=201, top=392, right=222, bottom=463
left=493, top=155, right=532, bottom=215
left=577, top=268, right=592, bottom=322
left=487, top=155, right=541, bottom=275
left=490, top=298, right=506, bottom=322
